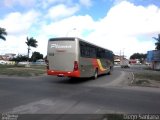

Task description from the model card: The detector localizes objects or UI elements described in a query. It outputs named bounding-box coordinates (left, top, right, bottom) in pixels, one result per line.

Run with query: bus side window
left=80, top=45, right=85, bottom=57
left=105, top=51, right=113, bottom=61
left=80, top=42, right=96, bottom=58
left=97, top=48, right=105, bottom=58
left=96, top=48, right=100, bottom=58
left=80, top=42, right=88, bottom=57
left=90, top=47, right=96, bottom=58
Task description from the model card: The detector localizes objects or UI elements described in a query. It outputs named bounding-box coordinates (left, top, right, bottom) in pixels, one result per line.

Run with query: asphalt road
left=0, top=68, right=160, bottom=116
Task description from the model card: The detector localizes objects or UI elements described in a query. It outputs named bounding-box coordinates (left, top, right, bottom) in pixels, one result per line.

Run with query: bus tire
left=108, top=66, right=112, bottom=75
left=108, top=71, right=111, bottom=75
left=93, top=69, right=98, bottom=79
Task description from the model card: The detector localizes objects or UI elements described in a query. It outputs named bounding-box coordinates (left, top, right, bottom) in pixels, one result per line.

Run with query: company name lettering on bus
left=51, top=44, right=72, bottom=49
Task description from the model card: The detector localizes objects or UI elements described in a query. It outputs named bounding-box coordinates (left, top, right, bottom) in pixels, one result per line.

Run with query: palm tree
left=153, top=34, right=160, bottom=50
left=25, top=37, right=38, bottom=59
left=0, top=27, right=7, bottom=41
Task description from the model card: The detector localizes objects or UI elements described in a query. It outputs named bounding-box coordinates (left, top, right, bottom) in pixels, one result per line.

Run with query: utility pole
left=120, top=50, right=121, bottom=65
left=123, top=48, right=125, bottom=60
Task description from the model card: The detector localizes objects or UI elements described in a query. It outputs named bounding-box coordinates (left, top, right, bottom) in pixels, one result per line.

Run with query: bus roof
left=49, top=37, right=113, bottom=53
left=49, top=37, right=75, bottom=41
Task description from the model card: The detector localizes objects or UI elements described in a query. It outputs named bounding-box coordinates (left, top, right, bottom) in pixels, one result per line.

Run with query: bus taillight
left=73, top=61, right=79, bottom=71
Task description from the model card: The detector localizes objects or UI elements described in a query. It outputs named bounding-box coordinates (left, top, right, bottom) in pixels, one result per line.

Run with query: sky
left=0, top=0, right=160, bottom=58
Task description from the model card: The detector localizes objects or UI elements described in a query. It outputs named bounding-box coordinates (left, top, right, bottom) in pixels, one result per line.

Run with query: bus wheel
left=108, top=71, right=111, bottom=75
left=93, top=69, right=98, bottom=79
left=108, top=66, right=112, bottom=75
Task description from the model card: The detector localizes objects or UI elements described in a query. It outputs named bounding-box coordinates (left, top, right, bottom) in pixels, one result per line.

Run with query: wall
left=154, top=62, right=160, bottom=70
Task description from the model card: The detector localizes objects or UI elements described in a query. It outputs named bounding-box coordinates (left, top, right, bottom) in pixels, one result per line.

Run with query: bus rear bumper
left=47, top=70, right=80, bottom=77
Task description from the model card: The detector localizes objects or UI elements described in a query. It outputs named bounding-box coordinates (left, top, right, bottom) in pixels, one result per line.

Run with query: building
left=147, top=50, right=160, bottom=70
left=0, top=53, right=16, bottom=61
left=114, top=55, right=124, bottom=60
left=114, top=55, right=128, bottom=65
left=129, top=59, right=140, bottom=64
left=114, top=55, right=123, bottom=64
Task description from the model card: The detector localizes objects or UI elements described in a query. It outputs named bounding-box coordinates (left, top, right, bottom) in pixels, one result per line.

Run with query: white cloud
left=1, top=1, right=160, bottom=59
left=85, top=1, right=160, bottom=58
left=38, top=0, right=93, bottom=10
left=4, top=0, right=35, bottom=7
left=47, top=4, right=79, bottom=20
left=103, top=1, right=160, bottom=36
left=35, top=35, right=48, bottom=56
left=41, top=15, right=96, bottom=37
left=46, top=0, right=72, bottom=4
left=0, top=34, right=48, bottom=57
left=0, top=10, right=40, bottom=35
left=0, top=35, right=27, bottom=55
left=0, top=10, right=40, bottom=56
left=38, top=0, right=74, bottom=9
left=41, top=1, right=159, bottom=58
left=35, top=15, right=96, bottom=56
left=79, top=0, right=92, bottom=7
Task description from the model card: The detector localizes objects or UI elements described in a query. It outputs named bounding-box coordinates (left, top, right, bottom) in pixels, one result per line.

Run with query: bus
left=46, top=37, right=114, bottom=79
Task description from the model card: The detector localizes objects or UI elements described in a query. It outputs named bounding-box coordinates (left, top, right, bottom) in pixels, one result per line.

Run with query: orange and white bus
left=47, top=37, right=114, bottom=79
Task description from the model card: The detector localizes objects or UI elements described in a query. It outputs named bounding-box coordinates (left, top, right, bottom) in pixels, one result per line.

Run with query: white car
left=0, top=60, right=7, bottom=65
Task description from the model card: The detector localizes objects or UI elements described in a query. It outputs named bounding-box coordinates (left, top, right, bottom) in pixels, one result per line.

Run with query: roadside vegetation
left=130, top=53, right=146, bottom=63
left=0, top=27, right=7, bottom=41
left=0, top=64, right=46, bottom=77
left=153, top=34, right=160, bottom=50
left=132, top=70, right=160, bottom=87
left=25, top=37, right=38, bottom=60
left=130, top=33, right=160, bottom=87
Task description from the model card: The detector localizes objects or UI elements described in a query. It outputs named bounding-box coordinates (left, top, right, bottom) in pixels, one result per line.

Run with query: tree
left=31, top=52, right=43, bottom=62
left=130, top=53, right=147, bottom=63
left=11, top=54, right=28, bottom=64
left=130, top=53, right=147, bottom=59
left=153, top=34, right=160, bottom=50
left=25, top=37, right=38, bottom=59
left=0, top=27, right=7, bottom=41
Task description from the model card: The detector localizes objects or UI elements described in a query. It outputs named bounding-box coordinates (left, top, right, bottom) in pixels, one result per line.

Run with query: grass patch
left=134, top=72, right=160, bottom=81
left=0, top=64, right=46, bottom=77
left=133, top=71, right=160, bottom=87
left=134, top=80, right=150, bottom=85
left=29, top=64, right=46, bottom=69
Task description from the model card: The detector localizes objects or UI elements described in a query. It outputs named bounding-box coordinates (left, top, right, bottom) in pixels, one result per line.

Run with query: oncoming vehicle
left=46, top=37, right=114, bottom=79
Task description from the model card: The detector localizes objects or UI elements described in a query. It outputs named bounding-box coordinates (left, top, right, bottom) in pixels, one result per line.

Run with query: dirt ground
left=132, top=70, right=160, bottom=88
